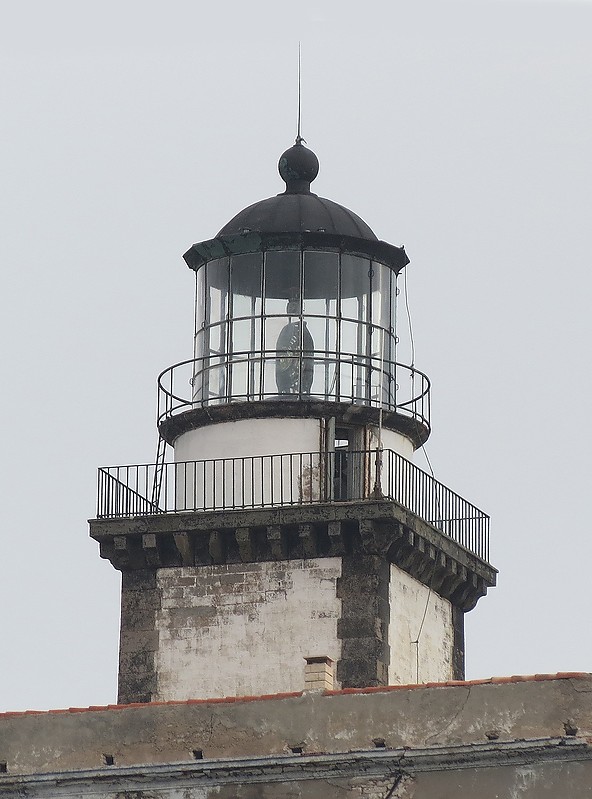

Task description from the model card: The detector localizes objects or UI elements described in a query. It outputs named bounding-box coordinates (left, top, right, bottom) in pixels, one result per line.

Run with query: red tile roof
left=0, top=673, right=587, bottom=719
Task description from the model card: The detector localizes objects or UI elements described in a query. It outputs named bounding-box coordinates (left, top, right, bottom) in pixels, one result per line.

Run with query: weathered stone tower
left=10, top=139, right=590, bottom=799
left=90, top=140, right=496, bottom=704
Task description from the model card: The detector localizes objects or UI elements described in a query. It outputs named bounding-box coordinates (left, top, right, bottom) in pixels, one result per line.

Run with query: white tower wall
left=388, top=564, right=454, bottom=685
left=368, top=426, right=415, bottom=460
left=171, top=418, right=417, bottom=511
left=154, top=559, right=342, bottom=701
left=174, top=417, right=322, bottom=463
left=150, top=558, right=456, bottom=702
left=172, top=418, right=322, bottom=509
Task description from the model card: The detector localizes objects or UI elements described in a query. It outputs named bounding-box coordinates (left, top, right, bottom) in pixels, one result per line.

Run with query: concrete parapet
left=0, top=674, right=590, bottom=775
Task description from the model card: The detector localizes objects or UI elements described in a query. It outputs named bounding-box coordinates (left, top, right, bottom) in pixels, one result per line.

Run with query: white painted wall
left=363, top=427, right=416, bottom=502
left=369, top=427, right=415, bottom=460
left=174, top=417, right=321, bottom=462
left=155, top=559, right=342, bottom=701
left=388, top=564, right=454, bottom=685
left=173, top=418, right=322, bottom=509
left=171, top=419, right=415, bottom=510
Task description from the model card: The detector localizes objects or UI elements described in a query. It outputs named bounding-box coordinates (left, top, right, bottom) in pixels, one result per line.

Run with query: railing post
left=372, top=447, right=383, bottom=499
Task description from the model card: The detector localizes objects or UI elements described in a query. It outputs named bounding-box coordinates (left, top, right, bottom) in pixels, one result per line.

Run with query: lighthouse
left=90, top=140, right=496, bottom=705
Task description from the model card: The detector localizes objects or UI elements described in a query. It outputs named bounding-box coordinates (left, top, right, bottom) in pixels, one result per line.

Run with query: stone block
left=121, top=587, right=160, bottom=617
left=337, top=616, right=385, bottom=640
left=119, top=629, right=159, bottom=653
left=176, top=576, right=197, bottom=586
left=122, top=569, right=157, bottom=592
left=121, top=608, right=158, bottom=633
left=118, top=649, right=156, bottom=676
left=219, top=572, right=247, bottom=586
left=164, top=606, right=217, bottom=629
left=337, top=657, right=387, bottom=688
left=117, top=670, right=156, bottom=705
left=304, top=663, right=333, bottom=676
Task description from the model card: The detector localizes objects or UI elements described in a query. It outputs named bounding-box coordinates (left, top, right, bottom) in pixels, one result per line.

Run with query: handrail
left=156, top=352, right=430, bottom=432
left=96, top=449, right=489, bottom=562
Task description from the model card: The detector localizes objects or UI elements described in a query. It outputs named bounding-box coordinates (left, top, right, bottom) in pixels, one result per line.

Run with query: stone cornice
left=89, top=500, right=496, bottom=611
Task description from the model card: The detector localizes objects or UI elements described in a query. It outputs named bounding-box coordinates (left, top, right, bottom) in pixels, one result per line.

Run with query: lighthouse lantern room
left=159, top=142, right=430, bottom=506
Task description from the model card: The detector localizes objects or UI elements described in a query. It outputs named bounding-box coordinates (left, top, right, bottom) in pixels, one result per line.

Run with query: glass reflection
left=193, top=250, right=398, bottom=409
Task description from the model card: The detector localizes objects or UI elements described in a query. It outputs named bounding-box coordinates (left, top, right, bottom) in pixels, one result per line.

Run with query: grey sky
left=1, top=0, right=591, bottom=711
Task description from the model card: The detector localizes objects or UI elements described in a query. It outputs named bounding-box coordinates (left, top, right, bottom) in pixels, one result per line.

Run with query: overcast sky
left=1, top=0, right=591, bottom=712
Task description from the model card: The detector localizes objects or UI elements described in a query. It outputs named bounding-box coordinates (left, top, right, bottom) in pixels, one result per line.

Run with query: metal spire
left=296, top=42, right=304, bottom=145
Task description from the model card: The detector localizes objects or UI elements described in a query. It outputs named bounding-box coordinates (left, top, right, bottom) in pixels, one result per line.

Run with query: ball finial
left=278, top=142, right=319, bottom=194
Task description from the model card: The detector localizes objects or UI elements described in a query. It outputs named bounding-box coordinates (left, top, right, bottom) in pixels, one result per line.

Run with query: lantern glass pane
left=190, top=247, right=399, bottom=411
left=230, top=252, right=262, bottom=300
left=303, top=251, right=338, bottom=303
left=264, top=250, right=301, bottom=301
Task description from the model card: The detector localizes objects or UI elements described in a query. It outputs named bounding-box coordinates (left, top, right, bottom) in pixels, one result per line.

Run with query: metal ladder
left=150, top=434, right=168, bottom=511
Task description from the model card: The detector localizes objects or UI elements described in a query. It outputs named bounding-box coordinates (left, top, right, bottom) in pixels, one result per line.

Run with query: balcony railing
left=157, top=352, right=430, bottom=434
left=97, top=449, right=489, bottom=562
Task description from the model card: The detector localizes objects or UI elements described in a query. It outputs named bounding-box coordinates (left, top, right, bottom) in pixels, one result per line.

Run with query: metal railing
left=157, top=352, right=430, bottom=433
left=97, top=468, right=161, bottom=519
left=97, top=449, right=489, bottom=561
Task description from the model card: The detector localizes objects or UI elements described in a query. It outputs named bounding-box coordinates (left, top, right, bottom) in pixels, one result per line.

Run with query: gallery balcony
left=156, top=355, right=431, bottom=450
left=90, top=448, right=495, bottom=610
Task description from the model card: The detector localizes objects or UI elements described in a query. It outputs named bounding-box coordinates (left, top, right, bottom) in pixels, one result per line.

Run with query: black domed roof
left=218, top=194, right=377, bottom=240
left=217, top=141, right=378, bottom=242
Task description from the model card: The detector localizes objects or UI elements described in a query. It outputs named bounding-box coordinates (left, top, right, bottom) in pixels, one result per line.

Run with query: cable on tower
left=403, top=264, right=444, bottom=682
